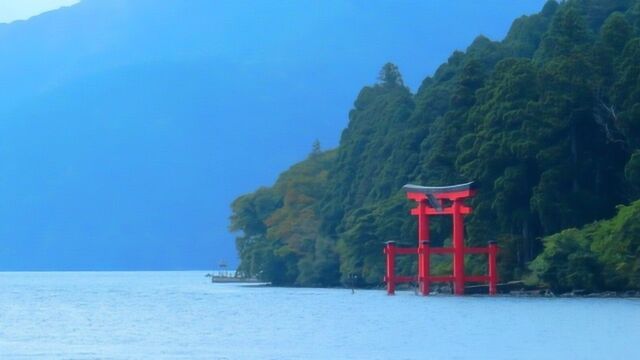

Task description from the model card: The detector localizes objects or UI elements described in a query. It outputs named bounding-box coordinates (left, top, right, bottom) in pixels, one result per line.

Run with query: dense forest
left=230, top=0, right=640, bottom=292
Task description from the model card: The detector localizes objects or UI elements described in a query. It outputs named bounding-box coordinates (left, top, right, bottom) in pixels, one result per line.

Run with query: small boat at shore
left=207, top=260, right=268, bottom=284
left=205, top=273, right=265, bottom=284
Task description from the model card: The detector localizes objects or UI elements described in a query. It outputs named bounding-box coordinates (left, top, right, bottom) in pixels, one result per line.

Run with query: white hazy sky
left=0, top=0, right=79, bottom=23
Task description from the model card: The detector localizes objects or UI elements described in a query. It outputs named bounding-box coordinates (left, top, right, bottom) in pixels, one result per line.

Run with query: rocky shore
left=391, top=281, right=640, bottom=298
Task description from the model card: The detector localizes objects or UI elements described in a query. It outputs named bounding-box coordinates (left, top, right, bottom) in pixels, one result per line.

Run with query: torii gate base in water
left=383, top=182, right=498, bottom=296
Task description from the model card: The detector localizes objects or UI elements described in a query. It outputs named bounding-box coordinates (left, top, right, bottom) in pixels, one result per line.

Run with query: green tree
left=378, top=62, right=404, bottom=87
left=531, top=200, right=640, bottom=292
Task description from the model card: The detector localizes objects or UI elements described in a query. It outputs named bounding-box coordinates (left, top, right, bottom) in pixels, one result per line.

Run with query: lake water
left=0, top=271, right=638, bottom=359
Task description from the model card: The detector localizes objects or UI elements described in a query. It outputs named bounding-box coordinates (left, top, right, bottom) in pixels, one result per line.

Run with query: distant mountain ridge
left=0, top=0, right=545, bottom=270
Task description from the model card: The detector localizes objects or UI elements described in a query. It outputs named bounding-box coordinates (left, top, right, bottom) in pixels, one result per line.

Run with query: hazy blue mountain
left=0, top=0, right=545, bottom=270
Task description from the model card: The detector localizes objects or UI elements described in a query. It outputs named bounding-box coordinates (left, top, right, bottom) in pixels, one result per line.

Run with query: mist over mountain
left=0, top=0, right=545, bottom=270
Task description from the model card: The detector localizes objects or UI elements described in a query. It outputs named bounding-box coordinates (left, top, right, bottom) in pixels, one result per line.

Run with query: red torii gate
left=383, top=182, right=498, bottom=296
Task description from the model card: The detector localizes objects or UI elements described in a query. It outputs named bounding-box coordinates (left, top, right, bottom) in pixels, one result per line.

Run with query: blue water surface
left=0, top=271, right=637, bottom=359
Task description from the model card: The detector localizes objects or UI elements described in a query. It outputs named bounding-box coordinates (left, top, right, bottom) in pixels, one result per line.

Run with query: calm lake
left=0, top=271, right=637, bottom=359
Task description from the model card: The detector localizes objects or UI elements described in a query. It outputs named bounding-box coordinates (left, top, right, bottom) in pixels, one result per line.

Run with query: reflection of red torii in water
left=383, top=182, right=498, bottom=296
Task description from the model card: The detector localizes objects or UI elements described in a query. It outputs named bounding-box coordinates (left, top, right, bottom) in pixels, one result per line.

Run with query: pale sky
left=0, top=0, right=79, bottom=23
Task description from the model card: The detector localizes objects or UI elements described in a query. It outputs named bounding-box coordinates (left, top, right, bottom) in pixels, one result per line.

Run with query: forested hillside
left=231, top=0, right=640, bottom=291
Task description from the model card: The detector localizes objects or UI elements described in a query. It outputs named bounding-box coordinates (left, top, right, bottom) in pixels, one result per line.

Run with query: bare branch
left=593, top=90, right=627, bottom=147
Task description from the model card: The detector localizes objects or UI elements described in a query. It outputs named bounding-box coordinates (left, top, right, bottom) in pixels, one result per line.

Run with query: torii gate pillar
left=452, top=198, right=465, bottom=295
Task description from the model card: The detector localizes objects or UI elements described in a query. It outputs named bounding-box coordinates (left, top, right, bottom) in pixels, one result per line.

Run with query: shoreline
left=206, top=276, right=640, bottom=298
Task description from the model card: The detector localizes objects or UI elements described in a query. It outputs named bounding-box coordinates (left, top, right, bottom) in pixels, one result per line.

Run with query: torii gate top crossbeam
left=403, top=182, right=477, bottom=210
left=402, top=181, right=476, bottom=195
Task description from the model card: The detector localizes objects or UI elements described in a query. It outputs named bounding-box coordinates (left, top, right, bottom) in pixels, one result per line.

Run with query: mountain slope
left=0, top=0, right=545, bottom=270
